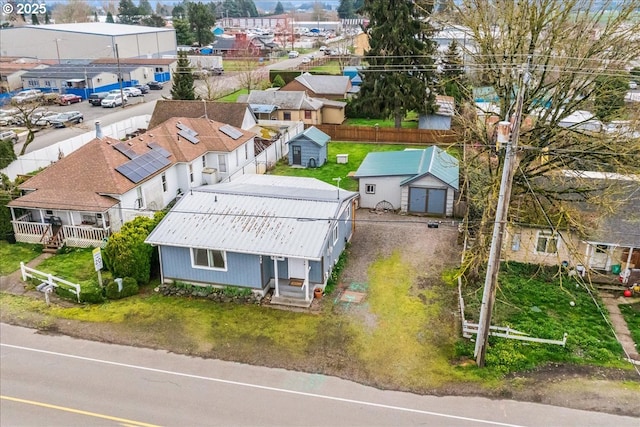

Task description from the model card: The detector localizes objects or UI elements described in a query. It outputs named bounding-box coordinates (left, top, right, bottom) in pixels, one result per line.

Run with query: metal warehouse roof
left=354, top=147, right=459, bottom=189
left=146, top=175, right=357, bottom=260
left=22, top=23, right=175, bottom=36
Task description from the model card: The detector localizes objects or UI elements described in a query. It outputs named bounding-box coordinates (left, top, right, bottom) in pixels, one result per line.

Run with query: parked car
left=31, top=110, right=60, bottom=127
left=134, top=84, right=150, bottom=94
left=58, top=94, right=83, bottom=106
left=50, top=111, right=84, bottom=128
left=0, top=130, right=18, bottom=144
left=301, top=56, right=312, bottom=64
left=209, top=67, right=224, bottom=76
left=11, top=89, right=43, bottom=104
left=192, top=69, right=209, bottom=79
left=88, top=92, right=109, bottom=106
left=123, top=87, right=142, bottom=97
left=0, top=114, right=20, bottom=126
left=101, top=93, right=127, bottom=108
left=147, top=81, right=165, bottom=90
left=288, top=50, right=299, bottom=58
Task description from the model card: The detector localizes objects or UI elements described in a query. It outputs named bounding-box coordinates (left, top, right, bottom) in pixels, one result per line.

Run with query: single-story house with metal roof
left=145, top=174, right=358, bottom=307
left=286, top=126, right=330, bottom=168
left=353, top=147, right=459, bottom=216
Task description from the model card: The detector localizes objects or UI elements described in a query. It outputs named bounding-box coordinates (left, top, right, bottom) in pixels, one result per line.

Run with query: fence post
left=20, top=262, right=26, bottom=281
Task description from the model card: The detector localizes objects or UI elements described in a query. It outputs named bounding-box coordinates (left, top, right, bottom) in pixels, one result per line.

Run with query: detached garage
left=354, top=147, right=459, bottom=216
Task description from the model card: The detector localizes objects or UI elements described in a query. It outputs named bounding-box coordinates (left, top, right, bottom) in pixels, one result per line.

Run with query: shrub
left=55, top=279, right=105, bottom=304
left=272, top=74, right=285, bottom=88
left=105, top=276, right=139, bottom=299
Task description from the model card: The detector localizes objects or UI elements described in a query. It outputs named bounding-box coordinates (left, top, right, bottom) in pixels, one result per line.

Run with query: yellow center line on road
left=1, top=395, right=161, bottom=427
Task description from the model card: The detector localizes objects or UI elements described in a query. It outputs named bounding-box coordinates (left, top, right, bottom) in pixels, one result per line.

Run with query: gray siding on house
left=288, top=138, right=327, bottom=167
left=319, top=203, right=354, bottom=282
left=400, top=175, right=455, bottom=216
left=357, top=176, right=408, bottom=209
left=418, top=114, right=452, bottom=130
left=160, top=246, right=263, bottom=289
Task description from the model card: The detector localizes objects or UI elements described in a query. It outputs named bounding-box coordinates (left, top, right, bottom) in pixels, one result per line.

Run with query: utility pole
left=115, top=43, right=125, bottom=109
left=474, top=58, right=531, bottom=367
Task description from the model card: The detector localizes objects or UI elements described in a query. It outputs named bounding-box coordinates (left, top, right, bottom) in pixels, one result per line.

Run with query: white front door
left=288, top=257, right=306, bottom=279
left=589, top=244, right=610, bottom=270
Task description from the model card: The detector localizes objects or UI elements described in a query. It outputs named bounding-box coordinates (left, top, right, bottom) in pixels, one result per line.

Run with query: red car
left=58, top=94, right=83, bottom=105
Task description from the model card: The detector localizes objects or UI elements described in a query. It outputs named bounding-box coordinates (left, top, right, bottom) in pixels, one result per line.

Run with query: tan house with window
left=280, top=73, right=352, bottom=100
left=240, top=90, right=346, bottom=125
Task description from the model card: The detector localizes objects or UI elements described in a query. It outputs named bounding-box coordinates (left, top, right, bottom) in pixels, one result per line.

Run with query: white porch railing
left=12, top=221, right=110, bottom=248
left=21, top=262, right=81, bottom=302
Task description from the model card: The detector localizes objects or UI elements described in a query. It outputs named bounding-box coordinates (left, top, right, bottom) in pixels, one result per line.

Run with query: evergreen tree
left=31, top=13, right=40, bottom=25
left=439, top=39, right=470, bottom=108
left=355, top=0, right=438, bottom=128
left=353, top=0, right=364, bottom=13
left=173, top=18, right=195, bottom=45
left=172, top=4, right=186, bottom=19
left=106, top=11, right=114, bottom=23
left=222, top=0, right=258, bottom=17
left=188, top=2, right=216, bottom=47
left=274, top=1, right=284, bottom=14
left=171, top=51, right=196, bottom=100
left=118, top=0, right=140, bottom=24
left=337, top=0, right=355, bottom=19
left=593, top=74, right=629, bottom=121
left=141, top=14, right=166, bottom=27
left=139, top=0, right=153, bottom=15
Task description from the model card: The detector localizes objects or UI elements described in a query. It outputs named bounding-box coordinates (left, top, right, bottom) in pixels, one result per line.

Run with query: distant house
left=91, top=57, right=176, bottom=83
left=8, top=117, right=257, bottom=250
left=353, top=147, right=459, bottom=216
left=503, top=172, right=640, bottom=275
left=149, top=100, right=258, bottom=129
left=286, top=126, right=330, bottom=168
left=240, top=90, right=346, bottom=125
left=418, top=95, right=455, bottom=130
left=280, top=73, right=352, bottom=100
left=145, top=175, right=358, bottom=307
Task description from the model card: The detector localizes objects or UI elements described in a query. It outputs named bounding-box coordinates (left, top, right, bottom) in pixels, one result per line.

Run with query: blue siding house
left=145, top=175, right=358, bottom=307
left=286, top=126, right=329, bottom=168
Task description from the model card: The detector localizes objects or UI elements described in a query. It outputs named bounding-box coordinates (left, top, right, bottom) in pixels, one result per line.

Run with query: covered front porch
left=10, top=207, right=114, bottom=250
left=267, top=256, right=323, bottom=308
left=584, top=242, right=639, bottom=274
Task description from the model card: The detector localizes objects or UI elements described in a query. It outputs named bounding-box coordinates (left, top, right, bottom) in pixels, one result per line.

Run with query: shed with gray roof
left=286, top=126, right=330, bottom=168
left=353, top=147, right=459, bottom=216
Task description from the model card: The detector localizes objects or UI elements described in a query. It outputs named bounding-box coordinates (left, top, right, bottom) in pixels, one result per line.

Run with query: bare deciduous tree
left=450, top=0, right=640, bottom=278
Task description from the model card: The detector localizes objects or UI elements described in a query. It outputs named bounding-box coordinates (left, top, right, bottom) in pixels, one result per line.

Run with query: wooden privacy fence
left=315, top=125, right=458, bottom=145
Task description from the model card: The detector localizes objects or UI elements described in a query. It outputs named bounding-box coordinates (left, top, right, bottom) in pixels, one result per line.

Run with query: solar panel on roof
left=176, top=122, right=198, bottom=136
left=116, top=149, right=171, bottom=183
left=147, top=142, right=171, bottom=157
left=113, top=142, right=138, bottom=159
left=178, top=129, right=200, bottom=144
left=219, top=124, right=243, bottom=140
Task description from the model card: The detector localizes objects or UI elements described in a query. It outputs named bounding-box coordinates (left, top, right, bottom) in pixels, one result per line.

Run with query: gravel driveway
left=341, top=209, right=462, bottom=287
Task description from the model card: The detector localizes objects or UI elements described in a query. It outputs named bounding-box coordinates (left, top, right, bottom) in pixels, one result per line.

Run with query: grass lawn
left=619, top=303, right=640, bottom=348
left=461, top=262, right=629, bottom=373
left=268, top=141, right=409, bottom=191
left=345, top=111, right=420, bottom=129
left=0, top=242, right=42, bottom=276
left=308, top=61, right=343, bottom=75
left=35, top=247, right=111, bottom=285
left=216, top=89, right=249, bottom=102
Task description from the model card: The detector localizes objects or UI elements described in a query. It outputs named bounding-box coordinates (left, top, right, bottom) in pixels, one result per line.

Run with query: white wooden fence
left=463, top=321, right=568, bottom=346
left=20, top=262, right=81, bottom=302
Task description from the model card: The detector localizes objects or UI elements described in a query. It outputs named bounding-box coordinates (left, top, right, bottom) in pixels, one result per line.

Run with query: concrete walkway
left=599, top=293, right=640, bottom=364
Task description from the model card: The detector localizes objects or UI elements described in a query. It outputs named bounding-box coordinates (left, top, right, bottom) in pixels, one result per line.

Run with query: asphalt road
left=1, top=323, right=637, bottom=427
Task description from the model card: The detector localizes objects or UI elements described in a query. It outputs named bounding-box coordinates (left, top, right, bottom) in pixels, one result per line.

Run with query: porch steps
left=270, top=295, right=313, bottom=308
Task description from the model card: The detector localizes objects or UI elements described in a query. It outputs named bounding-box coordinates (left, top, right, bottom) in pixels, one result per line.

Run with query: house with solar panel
left=353, top=147, right=459, bottom=216
left=8, top=118, right=257, bottom=250
left=145, top=174, right=358, bottom=307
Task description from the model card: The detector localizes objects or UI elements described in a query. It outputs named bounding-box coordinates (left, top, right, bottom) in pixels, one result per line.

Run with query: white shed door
left=288, top=258, right=306, bottom=279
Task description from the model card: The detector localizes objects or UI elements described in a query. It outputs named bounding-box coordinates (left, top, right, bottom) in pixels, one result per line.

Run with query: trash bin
left=611, top=264, right=622, bottom=275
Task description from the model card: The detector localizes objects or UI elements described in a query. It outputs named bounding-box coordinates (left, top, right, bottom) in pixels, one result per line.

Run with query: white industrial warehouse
left=0, top=23, right=177, bottom=61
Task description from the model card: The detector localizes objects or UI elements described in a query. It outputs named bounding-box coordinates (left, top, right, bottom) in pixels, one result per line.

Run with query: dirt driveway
left=341, top=209, right=462, bottom=287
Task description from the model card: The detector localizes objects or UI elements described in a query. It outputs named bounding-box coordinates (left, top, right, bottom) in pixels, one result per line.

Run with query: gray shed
left=286, top=126, right=329, bottom=168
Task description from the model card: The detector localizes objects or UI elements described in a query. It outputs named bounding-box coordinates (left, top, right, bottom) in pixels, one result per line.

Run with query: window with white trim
left=189, top=163, right=194, bottom=183
left=135, top=187, right=144, bottom=209
left=192, top=248, right=226, bottom=270
left=202, top=155, right=206, bottom=167
left=161, top=173, right=167, bottom=192
left=333, top=224, right=338, bottom=244
left=218, top=154, right=227, bottom=172
left=536, top=231, right=558, bottom=254
left=365, top=184, right=375, bottom=194
left=344, top=205, right=351, bottom=224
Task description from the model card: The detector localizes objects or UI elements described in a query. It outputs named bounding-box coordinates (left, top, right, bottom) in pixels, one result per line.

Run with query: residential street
left=1, top=323, right=638, bottom=427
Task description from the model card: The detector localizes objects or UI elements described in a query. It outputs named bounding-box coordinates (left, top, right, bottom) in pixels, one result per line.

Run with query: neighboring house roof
left=287, top=126, right=330, bottom=147
left=149, top=100, right=255, bottom=129
left=243, top=90, right=323, bottom=111
left=249, top=104, right=278, bottom=114
left=145, top=175, right=358, bottom=260
left=9, top=117, right=254, bottom=211
left=435, top=95, right=455, bottom=116
left=314, top=97, right=347, bottom=108
left=354, top=147, right=459, bottom=190
left=292, top=73, right=351, bottom=96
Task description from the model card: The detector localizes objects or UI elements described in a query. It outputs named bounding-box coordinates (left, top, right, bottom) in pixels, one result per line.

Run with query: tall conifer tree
left=171, top=51, right=196, bottom=100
